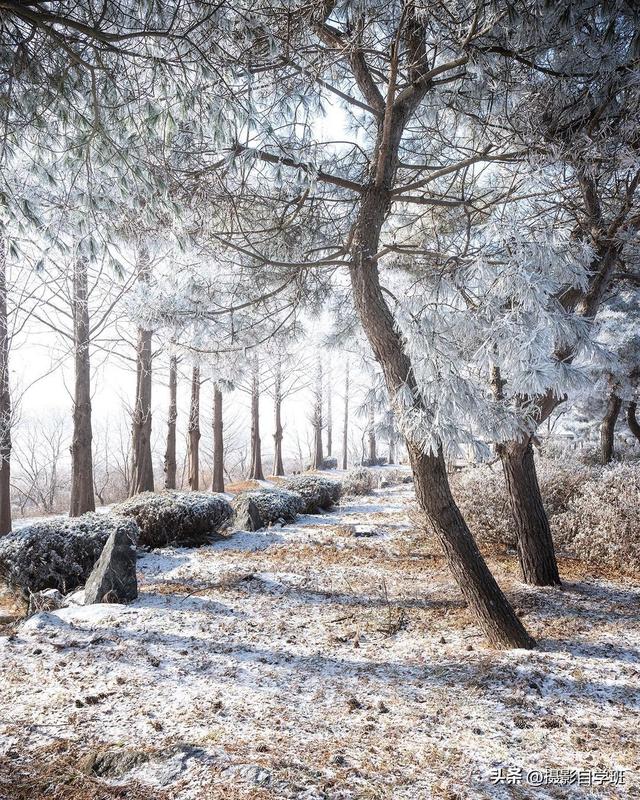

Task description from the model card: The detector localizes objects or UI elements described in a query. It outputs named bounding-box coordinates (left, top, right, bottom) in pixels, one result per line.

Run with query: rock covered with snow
left=282, top=475, right=342, bottom=514
left=0, top=514, right=139, bottom=599
left=84, top=526, right=138, bottom=604
left=113, top=491, right=233, bottom=548
left=232, top=488, right=303, bottom=531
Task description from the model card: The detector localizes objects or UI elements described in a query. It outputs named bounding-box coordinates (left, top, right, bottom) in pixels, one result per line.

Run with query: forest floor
left=0, top=473, right=638, bottom=799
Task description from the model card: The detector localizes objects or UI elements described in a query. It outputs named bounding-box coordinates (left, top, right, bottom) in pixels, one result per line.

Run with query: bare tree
left=164, top=353, right=178, bottom=489
left=187, top=364, right=201, bottom=489
left=69, top=257, right=95, bottom=516
left=311, top=353, right=323, bottom=469
left=130, top=242, right=154, bottom=494
left=248, top=357, right=264, bottom=480
left=341, top=359, right=349, bottom=470
left=211, top=383, right=225, bottom=491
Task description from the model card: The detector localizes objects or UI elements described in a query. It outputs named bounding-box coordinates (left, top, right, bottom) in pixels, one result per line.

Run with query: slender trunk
left=326, top=358, right=332, bottom=457
left=249, top=361, right=265, bottom=480
left=0, top=240, right=11, bottom=534
left=349, top=178, right=533, bottom=648
left=367, top=404, right=377, bottom=464
left=163, top=354, right=177, bottom=489
left=601, top=387, right=622, bottom=464
left=130, top=244, right=154, bottom=495
left=273, top=360, right=284, bottom=476
left=311, top=354, right=323, bottom=469
left=499, top=439, right=561, bottom=586
left=342, top=360, right=349, bottom=470
left=211, top=385, right=225, bottom=492
left=388, top=431, right=396, bottom=464
left=187, top=365, right=201, bottom=490
left=69, top=257, right=95, bottom=517
left=628, top=401, right=640, bottom=444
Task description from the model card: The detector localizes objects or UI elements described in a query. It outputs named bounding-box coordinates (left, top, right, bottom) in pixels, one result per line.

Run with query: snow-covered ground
left=0, top=481, right=638, bottom=799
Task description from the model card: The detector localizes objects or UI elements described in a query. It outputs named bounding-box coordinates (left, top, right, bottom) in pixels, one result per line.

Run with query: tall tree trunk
left=69, top=257, right=95, bottom=517
left=0, top=240, right=11, bottom=535
left=342, top=359, right=349, bottom=470
left=163, top=354, right=177, bottom=489
left=130, top=244, right=154, bottom=495
left=248, top=361, right=265, bottom=480
left=326, top=358, right=332, bottom=457
left=211, top=385, right=225, bottom=492
left=367, top=404, right=377, bottom=464
left=348, top=179, right=533, bottom=648
left=311, top=354, right=323, bottom=469
left=187, top=365, right=201, bottom=490
left=628, top=400, right=640, bottom=444
left=273, top=358, right=284, bottom=476
left=499, top=439, right=561, bottom=586
left=388, top=431, right=396, bottom=464
left=601, top=387, right=622, bottom=464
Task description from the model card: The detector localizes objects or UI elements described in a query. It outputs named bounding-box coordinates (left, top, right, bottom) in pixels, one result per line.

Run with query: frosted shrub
left=450, top=465, right=515, bottom=547
left=451, top=456, right=591, bottom=549
left=553, top=463, right=640, bottom=568
left=232, top=488, right=303, bottom=531
left=342, top=467, right=376, bottom=497
left=113, top=491, right=232, bottom=548
left=282, top=475, right=342, bottom=513
left=0, top=514, right=139, bottom=598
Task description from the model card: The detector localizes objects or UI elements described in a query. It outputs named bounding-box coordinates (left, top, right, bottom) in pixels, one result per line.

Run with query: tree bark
left=326, top=358, right=332, bottom=457
left=187, top=365, right=201, bottom=490
left=130, top=244, right=154, bottom=495
left=342, top=360, right=349, bottom=470
left=499, top=439, right=561, bottom=586
left=273, top=358, right=284, bottom=476
left=0, top=240, right=11, bottom=534
left=367, top=403, right=377, bottom=463
left=248, top=360, right=265, bottom=480
left=601, top=387, right=622, bottom=464
left=628, top=400, right=640, bottom=444
left=388, top=431, right=396, bottom=464
left=163, top=354, right=177, bottom=489
left=311, top=353, right=323, bottom=469
left=211, top=384, right=225, bottom=492
left=69, top=257, right=95, bottom=517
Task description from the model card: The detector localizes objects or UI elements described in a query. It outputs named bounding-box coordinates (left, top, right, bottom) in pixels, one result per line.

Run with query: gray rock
left=28, top=588, right=65, bottom=615
left=79, top=748, right=149, bottom=778
left=84, top=527, right=138, bottom=604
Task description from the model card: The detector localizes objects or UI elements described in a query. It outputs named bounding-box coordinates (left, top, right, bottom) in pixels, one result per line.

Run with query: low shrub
left=113, top=491, right=232, bottom=548
left=0, top=514, right=139, bottom=599
left=552, top=463, right=640, bottom=568
left=282, top=475, right=342, bottom=513
left=232, top=488, right=303, bottom=531
left=342, top=467, right=376, bottom=496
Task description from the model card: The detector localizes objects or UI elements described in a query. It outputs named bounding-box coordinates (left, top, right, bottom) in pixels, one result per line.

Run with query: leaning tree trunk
left=163, top=354, right=177, bottom=489
left=348, top=179, right=533, bottom=648
left=342, top=360, right=349, bottom=470
left=326, top=358, right=333, bottom=457
left=273, top=360, right=284, bottom=476
left=499, top=439, right=560, bottom=586
left=367, top=404, right=377, bottom=463
left=628, top=401, right=640, bottom=444
left=311, top=354, right=323, bottom=469
left=69, top=257, right=95, bottom=517
left=130, top=244, right=154, bottom=495
left=0, top=240, right=11, bottom=534
left=187, top=365, right=201, bottom=490
left=248, top=361, right=265, bottom=480
left=211, top=384, right=225, bottom=492
left=601, top=388, right=622, bottom=464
